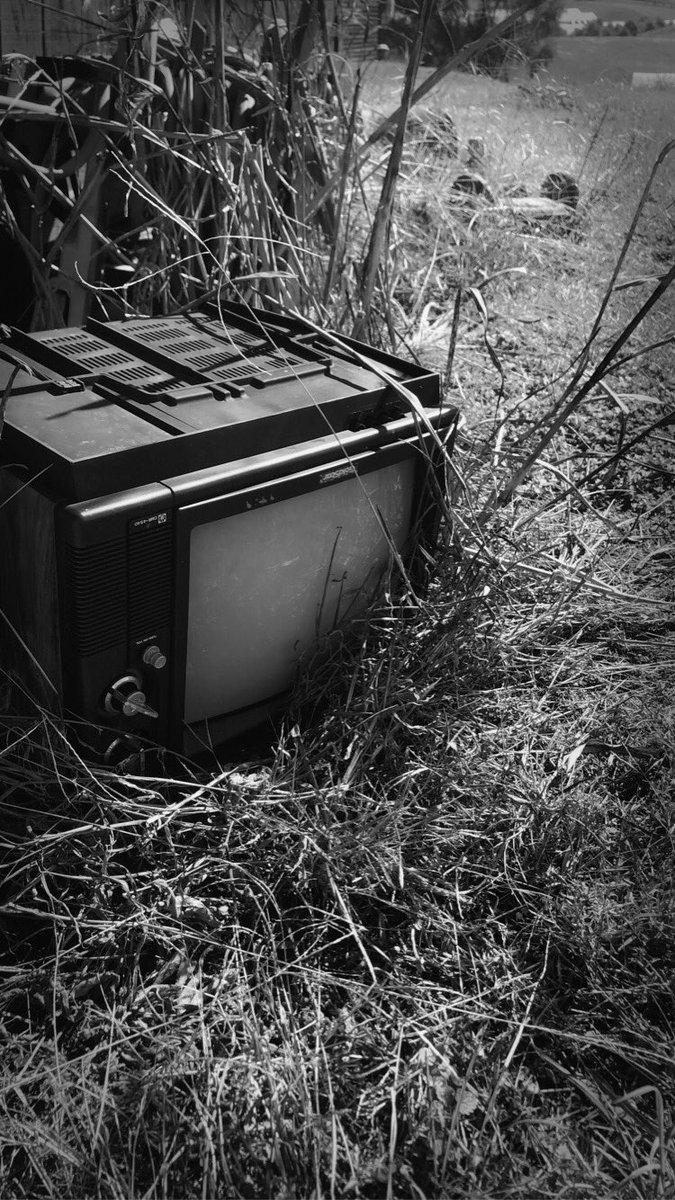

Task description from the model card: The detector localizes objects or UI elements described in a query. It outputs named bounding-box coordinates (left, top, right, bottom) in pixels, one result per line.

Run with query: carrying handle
left=101, top=378, right=216, bottom=406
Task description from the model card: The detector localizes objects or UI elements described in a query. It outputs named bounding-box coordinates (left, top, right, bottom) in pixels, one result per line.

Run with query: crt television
left=0, top=303, right=458, bottom=759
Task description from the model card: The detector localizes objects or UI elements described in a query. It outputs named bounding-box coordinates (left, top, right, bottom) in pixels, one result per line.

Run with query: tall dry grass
left=1, top=7, right=675, bottom=1199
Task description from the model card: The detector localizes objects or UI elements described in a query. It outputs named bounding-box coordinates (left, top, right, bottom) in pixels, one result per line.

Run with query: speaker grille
left=65, top=539, right=126, bottom=655
left=65, top=517, right=173, bottom=654
left=128, top=518, right=174, bottom=639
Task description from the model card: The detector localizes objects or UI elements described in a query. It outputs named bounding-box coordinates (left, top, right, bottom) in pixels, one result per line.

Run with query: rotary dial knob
left=104, top=675, right=158, bottom=719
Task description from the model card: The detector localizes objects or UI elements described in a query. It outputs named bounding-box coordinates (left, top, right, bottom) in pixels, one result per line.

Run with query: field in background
left=357, top=63, right=673, bottom=356
left=1, top=52, right=674, bottom=1200
left=359, top=60, right=673, bottom=192
left=547, top=28, right=675, bottom=81
left=583, top=0, right=675, bottom=21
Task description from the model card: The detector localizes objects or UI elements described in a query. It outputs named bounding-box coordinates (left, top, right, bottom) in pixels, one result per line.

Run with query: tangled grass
left=1, top=22, right=675, bottom=1200
left=2, top=495, right=674, bottom=1198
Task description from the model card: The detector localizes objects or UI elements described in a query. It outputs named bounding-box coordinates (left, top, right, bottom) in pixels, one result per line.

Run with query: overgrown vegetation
left=381, top=0, right=562, bottom=73
left=1, top=4, right=674, bottom=1197
left=573, top=14, right=668, bottom=36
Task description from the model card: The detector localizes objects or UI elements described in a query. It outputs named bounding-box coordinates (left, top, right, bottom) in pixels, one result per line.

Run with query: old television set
left=0, top=303, right=457, bottom=759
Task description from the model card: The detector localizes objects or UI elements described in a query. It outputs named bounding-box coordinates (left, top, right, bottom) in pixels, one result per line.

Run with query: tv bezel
left=47, top=406, right=456, bottom=756
left=170, top=424, right=452, bottom=751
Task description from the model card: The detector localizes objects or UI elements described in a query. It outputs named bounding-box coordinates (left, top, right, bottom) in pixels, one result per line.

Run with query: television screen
left=183, top=455, right=416, bottom=727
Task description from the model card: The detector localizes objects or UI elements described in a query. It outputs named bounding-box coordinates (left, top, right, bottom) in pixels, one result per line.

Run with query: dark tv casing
left=0, top=303, right=458, bottom=758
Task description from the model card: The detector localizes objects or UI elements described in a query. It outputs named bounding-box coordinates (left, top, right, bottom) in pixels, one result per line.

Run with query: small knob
left=142, top=644, right=167, bottom=670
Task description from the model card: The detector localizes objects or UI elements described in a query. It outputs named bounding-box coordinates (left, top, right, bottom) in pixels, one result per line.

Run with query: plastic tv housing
left=0, top=302, right=458, bottom=760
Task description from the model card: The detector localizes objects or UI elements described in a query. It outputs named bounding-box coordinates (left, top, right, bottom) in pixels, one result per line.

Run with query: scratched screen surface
left=184, top=459, right=415, bottom=723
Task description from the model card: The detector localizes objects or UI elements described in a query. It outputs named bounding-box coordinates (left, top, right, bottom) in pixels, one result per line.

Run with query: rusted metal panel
left=0, top=2, right=384, bottom=62
left=0, top=0, right=105, bottom=58
left=0, top=0, right=44, bottom=57
left=334, top=1, right=384, bottom=60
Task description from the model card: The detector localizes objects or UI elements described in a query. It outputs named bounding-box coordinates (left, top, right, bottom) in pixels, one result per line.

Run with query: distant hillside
left=548, top=28, right=675, bottom=82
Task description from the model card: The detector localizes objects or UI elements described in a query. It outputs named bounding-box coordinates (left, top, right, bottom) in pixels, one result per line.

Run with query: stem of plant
left=352, top=0, right=435, bottom=340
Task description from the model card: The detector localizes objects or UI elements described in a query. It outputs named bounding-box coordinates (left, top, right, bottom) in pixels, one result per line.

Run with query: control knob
left=104, top=674, right=158, bottom=719
left=103, top=736, right=144, bottom=768
left=142, top=644, right=167, bottom=670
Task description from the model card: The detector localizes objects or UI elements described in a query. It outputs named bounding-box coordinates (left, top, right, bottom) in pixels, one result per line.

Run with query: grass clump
left=1, top=23, right=675, bottom=1200
left=2, top=544, right=674, bottom=1198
